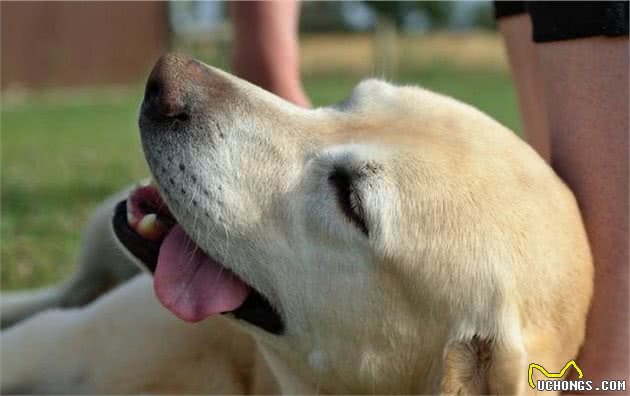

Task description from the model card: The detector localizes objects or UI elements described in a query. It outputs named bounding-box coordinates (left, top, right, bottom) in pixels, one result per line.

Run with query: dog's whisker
left=221, top=219, right=230, bottom=258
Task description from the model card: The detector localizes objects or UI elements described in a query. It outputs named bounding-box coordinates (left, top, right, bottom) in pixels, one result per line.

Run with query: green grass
left=0, top=64, right=520, bottom=290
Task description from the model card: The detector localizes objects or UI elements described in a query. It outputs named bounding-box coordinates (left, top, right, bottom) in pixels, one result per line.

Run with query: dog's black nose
left=142, top=53, right=194, bottom=121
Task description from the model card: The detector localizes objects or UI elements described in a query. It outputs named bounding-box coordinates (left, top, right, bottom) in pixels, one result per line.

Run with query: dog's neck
left=257, top=343, right=320, bottom=394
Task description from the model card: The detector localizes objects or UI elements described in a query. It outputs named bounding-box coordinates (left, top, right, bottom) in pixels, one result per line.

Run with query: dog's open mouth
left=112, top=182, right=284, bottom=334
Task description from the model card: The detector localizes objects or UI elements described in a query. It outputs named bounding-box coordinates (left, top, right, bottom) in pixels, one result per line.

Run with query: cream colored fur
left=0, top=59, right=592, bottom=395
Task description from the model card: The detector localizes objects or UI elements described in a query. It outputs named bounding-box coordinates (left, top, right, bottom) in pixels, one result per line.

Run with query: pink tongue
left=154, top=225, right=250, bottom=322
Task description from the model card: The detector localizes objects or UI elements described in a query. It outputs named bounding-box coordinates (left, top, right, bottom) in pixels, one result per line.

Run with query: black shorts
left=494, top=1, right=629, bottom=42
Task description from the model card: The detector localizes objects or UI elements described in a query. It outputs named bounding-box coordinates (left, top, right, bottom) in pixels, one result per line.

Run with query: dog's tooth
left=127, top=210, right=139, bottom=228
left=137, top=213, right=167, bottom=240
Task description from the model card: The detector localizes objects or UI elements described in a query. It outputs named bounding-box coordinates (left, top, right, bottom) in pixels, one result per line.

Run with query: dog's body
left=0, top=189, right=140, bottom=329
left=1, top=54, right=593, bottom=395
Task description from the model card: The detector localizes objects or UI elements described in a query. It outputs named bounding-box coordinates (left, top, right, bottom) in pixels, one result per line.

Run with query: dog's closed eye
left=328, top=166, right=368, bottom=236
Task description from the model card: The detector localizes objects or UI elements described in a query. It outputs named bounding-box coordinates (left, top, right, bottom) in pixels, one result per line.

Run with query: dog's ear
left=439, top=331, right=526, bottom=395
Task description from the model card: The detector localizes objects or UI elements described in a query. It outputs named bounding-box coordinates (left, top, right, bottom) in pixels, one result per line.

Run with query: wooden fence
left=1, top=1, right=170, bottom=90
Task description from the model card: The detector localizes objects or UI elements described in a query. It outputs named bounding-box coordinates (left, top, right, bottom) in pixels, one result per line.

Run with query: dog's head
left=114, top=53, right=592, bottom=394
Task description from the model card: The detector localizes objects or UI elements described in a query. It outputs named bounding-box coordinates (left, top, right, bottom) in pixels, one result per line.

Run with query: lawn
left=1, top=62, right=521, bottom=290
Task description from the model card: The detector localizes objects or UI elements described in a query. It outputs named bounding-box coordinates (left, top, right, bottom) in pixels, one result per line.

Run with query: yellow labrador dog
left=1, top=54, right=593, bottom=395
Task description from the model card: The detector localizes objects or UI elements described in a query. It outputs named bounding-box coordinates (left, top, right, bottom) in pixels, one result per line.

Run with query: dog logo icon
left=528, top=360, right=583, bottom=389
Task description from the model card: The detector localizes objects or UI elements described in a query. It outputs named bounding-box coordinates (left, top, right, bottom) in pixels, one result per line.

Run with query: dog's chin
left=112, top=195, right=285, bottom=335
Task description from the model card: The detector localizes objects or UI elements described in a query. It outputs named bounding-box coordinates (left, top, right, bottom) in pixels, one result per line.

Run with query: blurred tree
left=300, top=2, right=351, bottom=33
left=470, top=2, right=496, bottom=30
left=300, top=1, right=494, bottom=33
left=362, top=2, right=457, bottom=78
left=369, top=2, right=399, bottom=78
left=366, top=1, right=453, bottom=29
